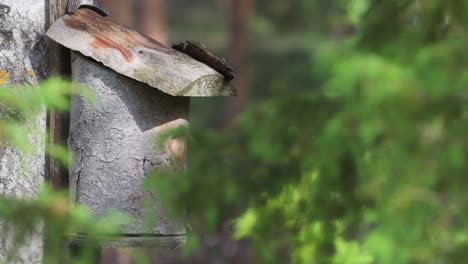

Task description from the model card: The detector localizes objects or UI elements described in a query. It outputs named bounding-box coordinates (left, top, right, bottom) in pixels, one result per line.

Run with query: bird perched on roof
left=173, top=41, right=235, bottom=81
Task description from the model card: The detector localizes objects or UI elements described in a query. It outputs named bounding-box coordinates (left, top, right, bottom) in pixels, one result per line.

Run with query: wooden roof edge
left=46, top=9, right=236, bottom=97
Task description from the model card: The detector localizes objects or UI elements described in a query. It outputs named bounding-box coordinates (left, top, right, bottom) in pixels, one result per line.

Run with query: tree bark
left=101, top=0, right=135, bottom=28
left=225, top=0, right=254, bottom=128
left=142, top=0, right=168, bottom=44
left=0, top=0, right=47, bottom=263
left=69, top=54, right=188, bottom=237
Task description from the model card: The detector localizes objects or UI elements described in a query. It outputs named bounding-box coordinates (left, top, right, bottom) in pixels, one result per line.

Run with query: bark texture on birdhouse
left=69, top=53, right=188, bottom=239
left=46, top=9, right=236, bottom=97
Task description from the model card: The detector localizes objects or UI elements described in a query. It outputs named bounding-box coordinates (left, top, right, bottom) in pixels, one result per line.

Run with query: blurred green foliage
left=0, top=188, right=128, bottom=264
left=0, top=79, right=131, bottom=263
left=153, top=0, right=468, bottom=263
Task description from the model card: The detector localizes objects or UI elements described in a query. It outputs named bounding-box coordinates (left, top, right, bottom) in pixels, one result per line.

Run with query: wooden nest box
left=47, top=9, right=236, bottom=247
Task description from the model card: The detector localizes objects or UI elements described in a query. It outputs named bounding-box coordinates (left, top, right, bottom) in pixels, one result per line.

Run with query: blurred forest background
left=99, top=1, right=468, bottom=263
left=102, top=0, right=306, bottom=129
left=3, top=0, right=468, bottom=263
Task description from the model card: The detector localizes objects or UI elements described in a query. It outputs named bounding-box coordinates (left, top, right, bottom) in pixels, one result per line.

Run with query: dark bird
left=172, top=40, right=235, bottom=81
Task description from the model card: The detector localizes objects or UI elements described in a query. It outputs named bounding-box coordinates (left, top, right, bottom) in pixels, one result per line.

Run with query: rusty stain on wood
left=47, top=9, right=236, bottom=97
left=62, top=9, right=167, bottom=63
left=90, top=36, right=134, bottom=62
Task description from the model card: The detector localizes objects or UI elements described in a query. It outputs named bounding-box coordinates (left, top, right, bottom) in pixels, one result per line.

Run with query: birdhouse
left=46, top=8, right=235, bottom=248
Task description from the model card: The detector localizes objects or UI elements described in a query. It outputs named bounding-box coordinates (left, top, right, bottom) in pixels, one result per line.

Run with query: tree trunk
left=0, top=0, right=47, bottom=263
left=101, top=0, right=135, bottom=27
left=225, top=0, right=254, bottom=128
left=142, top=0, right=168, bottom=44
left=69, top=54, right=188, bottom=237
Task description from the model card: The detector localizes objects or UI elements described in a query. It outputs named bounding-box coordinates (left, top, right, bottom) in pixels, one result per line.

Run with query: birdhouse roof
left=46, top=9, right=236, bottom=97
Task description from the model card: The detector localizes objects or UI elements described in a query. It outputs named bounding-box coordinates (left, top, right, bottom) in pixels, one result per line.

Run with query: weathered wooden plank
left=45, top=1, right=71, bottom=261
left=47, top=0, right=71, bottom=190
left=46, top=9, right=236, bottom=97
